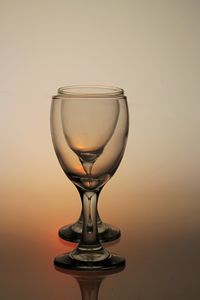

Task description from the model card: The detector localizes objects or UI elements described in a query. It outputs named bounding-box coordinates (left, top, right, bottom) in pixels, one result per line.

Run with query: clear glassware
left=51, top=85, right=129, bottom=270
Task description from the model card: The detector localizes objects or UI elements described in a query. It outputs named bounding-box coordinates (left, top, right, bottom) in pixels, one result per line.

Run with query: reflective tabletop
left=1, top=184, right=200, bottom=299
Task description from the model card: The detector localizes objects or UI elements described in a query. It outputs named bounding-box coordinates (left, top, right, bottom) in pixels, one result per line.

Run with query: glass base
left=54, top=252, right=125, bottom=271
left=59, top=222, right=121, bottom=243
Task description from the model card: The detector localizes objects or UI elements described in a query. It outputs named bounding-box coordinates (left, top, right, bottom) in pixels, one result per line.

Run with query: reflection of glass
left=51, top=85, right=129, bottom=270
left=55, top=265, right=125, bottom=300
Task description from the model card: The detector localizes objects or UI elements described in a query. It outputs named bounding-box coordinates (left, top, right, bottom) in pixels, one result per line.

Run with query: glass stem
left=72, top=187, right=109, bottom=261
left=77, top=187, right=102, bottom=225
left=79, top=190, right=100, bottom=247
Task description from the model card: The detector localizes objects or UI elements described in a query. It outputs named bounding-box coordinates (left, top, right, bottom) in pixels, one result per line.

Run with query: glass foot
left=59, top=222, right=121, bottom=243
left=54, top=252, right=125, bottom=271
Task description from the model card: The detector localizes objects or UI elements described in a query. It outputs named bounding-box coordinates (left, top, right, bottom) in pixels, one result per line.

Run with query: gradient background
left=1, top=1, right=200, bottom=299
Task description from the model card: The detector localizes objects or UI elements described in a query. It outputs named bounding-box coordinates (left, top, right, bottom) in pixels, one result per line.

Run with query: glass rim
left=56, top=85, right=124, bottom=98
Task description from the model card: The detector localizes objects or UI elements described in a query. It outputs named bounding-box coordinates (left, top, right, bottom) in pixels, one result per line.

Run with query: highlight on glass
left=50, top=85, right=129, bottom=270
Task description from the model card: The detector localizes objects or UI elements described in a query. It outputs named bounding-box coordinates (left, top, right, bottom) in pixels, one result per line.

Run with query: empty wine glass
left=51, top=85, right=129, bottom=270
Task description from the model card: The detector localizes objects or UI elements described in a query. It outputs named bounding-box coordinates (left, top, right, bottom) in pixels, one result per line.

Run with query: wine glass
left=51, top=85, right=129, bottom=270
